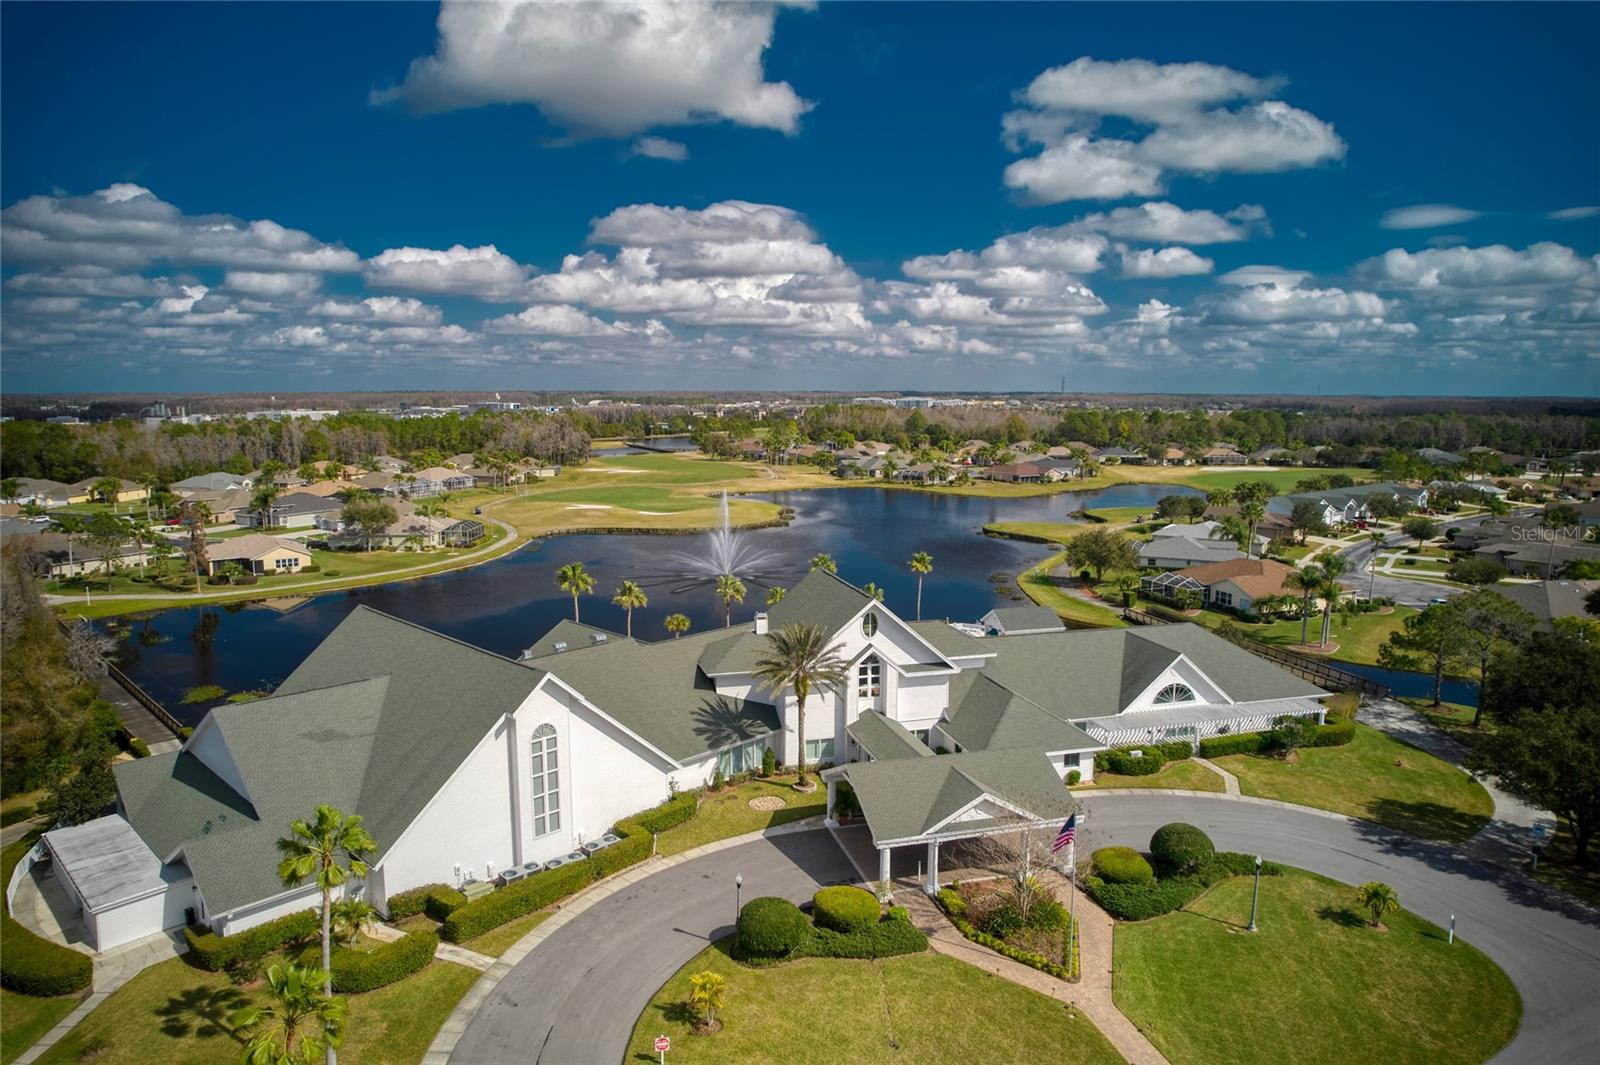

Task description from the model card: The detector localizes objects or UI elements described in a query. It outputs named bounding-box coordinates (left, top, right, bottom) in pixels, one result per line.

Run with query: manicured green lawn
left=1115, top=869, right=1519, bottom=1065
left=32, top=955, right=478, bottom=1065
left=531, top=485, right=715, bottom=512
left=1079, top=506, right=1150, bottom=524
left=1, top=989, right=83, bottom=1065
left=626, top=943, right=1123, bottom=1065
left=654, top=776, right=826, bottom=856
left=1136, top=467, right=1373, bottom=493
left=1182, top=604, right=1417, bottom=667
left=585, top=454, right=756, bottom=484
left=984, top=520, right=1086, bottom=543
left=460, top=910, right=553, bottom=957
left=1077, top=760, right=1225, bottom=793
left=1213, top=724, right=1493, bottom=843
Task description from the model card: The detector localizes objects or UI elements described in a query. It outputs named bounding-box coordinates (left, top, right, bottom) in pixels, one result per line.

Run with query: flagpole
left=1068, top=835, right=1077, bottom=978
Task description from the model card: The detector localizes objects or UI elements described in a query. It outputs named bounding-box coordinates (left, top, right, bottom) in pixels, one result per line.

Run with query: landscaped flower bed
left=935, top=880, right=1077, bottom=980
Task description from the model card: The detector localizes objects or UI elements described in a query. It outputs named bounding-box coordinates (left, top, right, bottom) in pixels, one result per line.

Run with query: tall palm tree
left=765, top=586, right=787, bottom=606
left=809, top=553, right=837, bottom=574
left=715, top=573, right=746, bottom=628
left=252, top=482, right=282, bottom=529
left=862, top=581, right=886, bottom=602
left=908, top=551, right=933, bottom=620
left=752, top=622, right=847, bottom=789
left=664, top=613, right=691, bottom=639
left=232, top=963, right=346, bottom=1065
left=1204, top=487, right=1233, bottom=509
left=1286, top=566, right=1322, bottom=647
left=1209, top=515, right=1254, bottom=556
left=276, top=804, right=375, bottom=1065
left=556, top=562, right=595, bottom=622
left=611, top=580, right=648, bottom=637
left=1316, top=553, right=1351, bottom=648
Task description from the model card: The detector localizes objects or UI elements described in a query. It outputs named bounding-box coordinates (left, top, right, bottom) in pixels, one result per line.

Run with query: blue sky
left=3, top=1, right=1596, bottom=395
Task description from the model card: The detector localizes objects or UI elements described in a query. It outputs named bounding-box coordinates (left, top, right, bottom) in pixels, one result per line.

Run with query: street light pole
left=1248, top=854, right=1262, bottom=932
left=734, top=874, right=743, bottom=932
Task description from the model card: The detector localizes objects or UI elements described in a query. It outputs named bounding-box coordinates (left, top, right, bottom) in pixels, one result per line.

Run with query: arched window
left=857, top=654, right=881, bottom=699
left=1153, top=683, right=1195, bottom=705
left=861, top=612, right=879, bottom=638
left=530, top=724, right=560, bottom=837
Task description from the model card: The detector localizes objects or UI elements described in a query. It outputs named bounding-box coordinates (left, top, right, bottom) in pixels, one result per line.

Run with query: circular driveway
left=1074, top=793, right=1600, bottom=1065
left=447, top=797, right=1599, bottom=1065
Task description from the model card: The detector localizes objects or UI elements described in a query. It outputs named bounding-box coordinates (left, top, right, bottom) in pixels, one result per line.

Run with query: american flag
left=1052, top=813, right=1077, bottom=854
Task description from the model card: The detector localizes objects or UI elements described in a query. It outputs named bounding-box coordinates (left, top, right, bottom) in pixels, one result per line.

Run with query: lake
left=1337, top=662, right=1480, bottom=707
left=109, top=484, right=1202, bottom=723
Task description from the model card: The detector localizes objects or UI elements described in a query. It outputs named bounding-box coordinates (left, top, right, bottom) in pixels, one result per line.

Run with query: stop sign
left=655, top=1035, right=671, bottom=1053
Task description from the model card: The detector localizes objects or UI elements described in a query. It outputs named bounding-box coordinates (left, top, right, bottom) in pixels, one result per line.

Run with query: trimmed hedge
left=935, top=889, right=1073, bottom=981
left=736, top=896, right=810, bottom=958
left=386, top=883, right=467, bottom=922
left=1149, top=823, right=1214, bottom=876
left=633, top=793, right=697, bottom=835
left=440, top=817, right=654, bottom=943
left=1, top=913, right=93, bottom=996
left=1084, top=851, right=1284, bottom=921
left=329, top=928, right=438, bottom=993
left=1092, top=846, right=1154, bottom=885
left=0, top=805, right=36, bottom=828
left=813, top=886, right=879, bottom=933
left=184, top=908, right=319, bottom=972
left=1198, top=732, right=1264, bottom=758
left=1198, top=719, right=1355, bottom=759
left=804, top=915, right=926, bottom=960
left=1095, top=741, right=1193, bottom=777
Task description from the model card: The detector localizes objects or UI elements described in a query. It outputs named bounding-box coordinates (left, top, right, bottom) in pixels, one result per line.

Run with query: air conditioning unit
left=543, top=855, right=574, bottom=871
left=581, top=832, right=623, bottom=855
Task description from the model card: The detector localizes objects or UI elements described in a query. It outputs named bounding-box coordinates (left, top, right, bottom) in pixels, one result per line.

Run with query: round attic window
left=862, top=612, right=878, bottom=637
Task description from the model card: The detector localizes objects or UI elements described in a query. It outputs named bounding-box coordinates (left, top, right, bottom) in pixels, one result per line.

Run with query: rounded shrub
left=1066, top=769, right=1082, bottom=786
left=1149, top=823, right=1215, bottom=876
left=813, top=885, right=879, bottom=933
left=736, top=896, right=809, bottom=957
left=1092, top=846, right=1154, bottom=886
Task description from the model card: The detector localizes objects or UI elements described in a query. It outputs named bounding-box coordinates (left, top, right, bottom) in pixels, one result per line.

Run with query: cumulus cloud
left=484, top=304, right=634, bottom=336
left=0, top=184, right=359, bottom=272
left=1120, top=246, right=1214, bottom=278
left=1379, top=204, right=1483, bottom=230
left=363, top=244, right=529, bottom=298
left=629, top=136, right=689, bottom=161
left=1547, top=206, right=1599, bottom=221
left=1204, top=284, right=1385, bottom=324
left=374, top=0, right=813, bottom=137
left=310, top=296, right=443, bottom=325
left=1360, top=242, right=1596, bottom=290
left=1069, top=201, right=1264, bottom=244
left=1002, top=57, right=1344, bottom=203
left=1218, top=265, right=1311, bottom=288
left=223, top=271, right=322, bottom=298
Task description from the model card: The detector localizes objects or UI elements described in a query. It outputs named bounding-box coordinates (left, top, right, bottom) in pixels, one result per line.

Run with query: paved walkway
left=897, top=878, right=1168, bottom=1064
left=14, top=929, right=186, bottom=1065
left=1191, top=757, right=1240, bottom=795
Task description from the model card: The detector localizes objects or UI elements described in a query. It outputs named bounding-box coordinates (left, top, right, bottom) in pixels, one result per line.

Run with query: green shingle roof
left=836, top=748, right=1075, bottom=846
left=526, top=626, right=779, bottom=762
left=942, top=672, right=1100, bottom=753
left=908, top=620, right=995, bottom=659
left=699, top=570, right=874, bottom=675
left=846, top=712, right=933, bottom=761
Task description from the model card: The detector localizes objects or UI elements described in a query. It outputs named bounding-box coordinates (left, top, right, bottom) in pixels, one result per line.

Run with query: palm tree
left=556, top=562, right=595, bottom=622
left=1209, top=515, right=1254, bottom=557
left=611, top=580, right=648, bottom=637
left=765, top=586, right=786, bottom=606
left=232, top=963, right=346, bottom=1065
left=1316, top=553, right=1351, bottom=648
left=862, top=581, right=886, bottom=602
left=908, top=551, right=933, bottom=620
left=1111, top=572, right=1139, bottom=607
left=1356, top=881, right=1400, bottom=928
left=252, top=482, right=282, bottom=529
left=330, top=898, right=376, bottom=947
left=276, top=804, right=375, bottom=1064
left=92, top=476, right=122, bottom=507
left=688, top=970, right=728, bottom=1030
left=664, top=613, right=691, bottom=639
left=715, top=573, right=747, bottom=628
left=1286, top=566, right=1322, bottom=647
left=752, top=622, right=847, bottom=789
left=1204, top=487, right=1233, bottom=509
left=809, top=553, right=837, bottom=574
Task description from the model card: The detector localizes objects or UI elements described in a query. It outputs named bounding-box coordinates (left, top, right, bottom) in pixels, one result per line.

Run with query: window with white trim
left=857, top=655, right=881, bottom=699
left=861, top=612, right=878, bottom=637
left=1153, top=683, right=1196, bottom=705
left=805, top=737, right=836, bottom=763
left=530, top=723, right=560, bottom=837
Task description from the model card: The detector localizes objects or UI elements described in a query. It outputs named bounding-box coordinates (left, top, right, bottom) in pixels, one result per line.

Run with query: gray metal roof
left=846, top=712, right=934, bottom=761
left=44, top=815, right=175, bottom=912
left=835, top=749, right=1075, bottom=846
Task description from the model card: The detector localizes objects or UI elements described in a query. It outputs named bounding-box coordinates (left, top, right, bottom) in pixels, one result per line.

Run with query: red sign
left=655, top=1036, right=671, bottom=1053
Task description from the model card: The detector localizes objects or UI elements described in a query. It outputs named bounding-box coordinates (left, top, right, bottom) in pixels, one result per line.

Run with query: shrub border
left=934, top=887, right=1078, bottom=981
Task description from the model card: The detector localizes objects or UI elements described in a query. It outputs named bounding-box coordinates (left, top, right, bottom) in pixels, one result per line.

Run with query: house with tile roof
left=44, top=569, right=1326, bottom=950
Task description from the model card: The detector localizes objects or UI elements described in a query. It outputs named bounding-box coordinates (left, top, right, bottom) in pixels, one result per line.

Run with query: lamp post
left=734, top=874, right=743, bottom=930
left=1248, top=854, right=1262, bottom=932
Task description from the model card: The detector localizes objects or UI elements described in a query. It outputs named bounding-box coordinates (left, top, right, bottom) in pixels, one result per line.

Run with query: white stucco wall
left=891, top=673, right=950, bottom=730
left=214, top=883, right=322, bottom=936
left=184, top=718, right=252, bottom=808
left=1124, top=658, right=1229, bottom=712
left=91, top=881, right=192, bottom=952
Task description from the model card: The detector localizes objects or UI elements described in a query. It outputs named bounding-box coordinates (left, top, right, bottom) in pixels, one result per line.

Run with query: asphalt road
left=450, top=795, right=1599, bottom=1065
left=1073, top=793, right=1600, bottom=1065
left=1333, top=511, right=1534, bottom=608
left=448, top=830, right=857, bottom=1065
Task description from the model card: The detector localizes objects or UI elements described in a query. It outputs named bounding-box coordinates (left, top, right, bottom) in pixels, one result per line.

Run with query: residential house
left=204, top=534, right=312, bottom=576
left=326, top=504, right=484, bottom=550
left=1268, top=482, right=1429, bottom=527
left=60, top=478, right=149, bottom=504
left=1092, top=446, right=1143, bottom=464
left=1139, top=521, right=1269, bottom=569
left=9, top=478, right=74, bottom=508
left=987, top=462, right=1045, bottom=484
left=978, top=606, right=1066, bottom=636
left=1157, top=446, right=1190, bottom=466
left=1490, top=580, right=1600, bottom=634
left=1417, top=447, right=1467, bottom=466
left=236, top=492, right=344, bottom=530
left=172, top=472, right=254, bottom=495
left=1472, top=538, right=1600, bottom=579
left=179, top=487, right=255, bottom=525
left=383, top=467, right=476, bottom=499
left=44, top=570, right=1326, bottom=949
left=1200, top=446, right=1248, bottom=466
left=1250, top=446, right=1290, bottom=464
left=1167, top=558, right=1298, bottom=614
left=33, top=532, right=150, bottom=578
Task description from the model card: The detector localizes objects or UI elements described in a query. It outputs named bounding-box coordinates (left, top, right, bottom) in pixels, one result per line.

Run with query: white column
left=825, top=776, right=839, bottom=828
left=878, top=846, right=891, bottom=896
left=925, top=839, right=940, bottom=895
